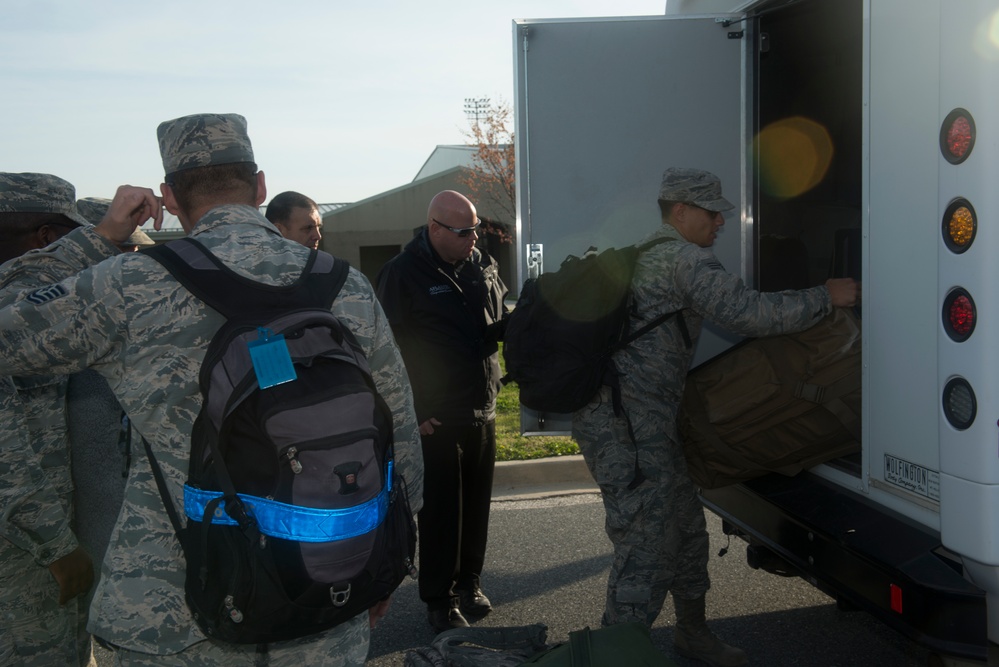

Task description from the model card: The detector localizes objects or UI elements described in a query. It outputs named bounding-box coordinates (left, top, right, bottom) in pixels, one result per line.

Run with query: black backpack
left=141, top=238, right=417, bottom=644
left=502, top=238, right=688, bottom=415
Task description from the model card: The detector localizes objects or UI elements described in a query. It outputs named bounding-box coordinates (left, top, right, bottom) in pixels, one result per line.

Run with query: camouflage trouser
left=0, top=538, right=95, bottom=666
left=574, top=388, right=709, bottom=627
left=109, top=612, right=369, bottom=666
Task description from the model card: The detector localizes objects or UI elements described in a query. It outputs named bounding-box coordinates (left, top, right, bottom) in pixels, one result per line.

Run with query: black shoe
left=427, top=606, right=469, bottom=634
left=456, top=585, right=493, bottom=617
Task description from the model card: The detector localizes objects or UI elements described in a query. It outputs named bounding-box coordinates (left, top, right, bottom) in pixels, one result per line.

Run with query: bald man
left=375, top=191, right=509, bottom=633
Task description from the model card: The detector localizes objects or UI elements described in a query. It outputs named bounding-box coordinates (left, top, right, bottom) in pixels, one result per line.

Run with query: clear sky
left=2, top=1, right=666, bottom=205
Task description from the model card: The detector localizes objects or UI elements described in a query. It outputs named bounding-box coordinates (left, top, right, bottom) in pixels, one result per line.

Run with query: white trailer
left=512, top=1, right=999, bottom=662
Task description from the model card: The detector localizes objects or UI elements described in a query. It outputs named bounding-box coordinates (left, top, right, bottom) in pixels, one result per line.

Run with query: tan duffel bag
left=678, top=308, right=862, bottom=489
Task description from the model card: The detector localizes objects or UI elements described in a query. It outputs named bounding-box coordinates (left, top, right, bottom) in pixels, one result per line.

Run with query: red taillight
left=945, top=291, right=975, bottom=341
left=890, top=583, right=903, bottom=614
left=943, top=288, right=976, bottom=342
left=947, top=117, right=972, bottom=156
left=940, top=108, right=976, bottom=164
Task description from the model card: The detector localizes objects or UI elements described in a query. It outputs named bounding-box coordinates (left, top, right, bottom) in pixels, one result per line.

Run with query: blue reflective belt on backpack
left=184, top=481, right=389, bottom=543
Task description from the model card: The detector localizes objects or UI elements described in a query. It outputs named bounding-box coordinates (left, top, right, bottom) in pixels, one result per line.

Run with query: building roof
left=149, top=143, right=486, bottom=235
left=413, top=145, right=479, bottom=182
left=151, top=202, right=350, bottom=233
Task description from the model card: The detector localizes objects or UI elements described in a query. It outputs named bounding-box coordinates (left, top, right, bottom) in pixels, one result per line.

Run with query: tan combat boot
left=673, top=595, right=748, bottom=667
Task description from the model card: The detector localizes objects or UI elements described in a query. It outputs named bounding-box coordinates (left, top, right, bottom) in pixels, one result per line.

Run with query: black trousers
left=417, top=420, right=496, bottom=609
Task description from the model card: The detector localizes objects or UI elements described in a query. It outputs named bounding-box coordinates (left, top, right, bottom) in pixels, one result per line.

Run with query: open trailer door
left=513, top=13, right=745, bottom=434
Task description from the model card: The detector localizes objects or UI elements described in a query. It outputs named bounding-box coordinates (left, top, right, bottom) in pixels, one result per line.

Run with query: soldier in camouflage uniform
left=69, top=197, right=154, bottom=609
left=0, top=375, right=92, bottom=667
left=0, top=173, right=98, bottom=667
left=573, top=168, right=859, bottom=667
left=0, top=113, right=423, bottom=666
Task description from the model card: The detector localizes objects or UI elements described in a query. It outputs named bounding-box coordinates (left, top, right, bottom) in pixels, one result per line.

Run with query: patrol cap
left=0, top=172, right=90, bottom=227
left=77, top=197, right=155, bottom=247
left=157, top=113, right=255, bottom=176
left=657, top=167, right=735, bottom=212
left=76, top=197, right=111, bottom=225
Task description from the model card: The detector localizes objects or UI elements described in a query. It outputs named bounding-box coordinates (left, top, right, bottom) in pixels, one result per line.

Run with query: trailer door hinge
left=715, top=15, right=746, bottom=39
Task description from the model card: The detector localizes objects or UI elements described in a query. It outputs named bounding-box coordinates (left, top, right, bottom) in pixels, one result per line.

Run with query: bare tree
left=460, top=98, right=515, bottom=244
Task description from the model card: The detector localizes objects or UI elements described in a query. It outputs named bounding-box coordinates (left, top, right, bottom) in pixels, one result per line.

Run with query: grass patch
left=495, top=343, right=579, bottom=461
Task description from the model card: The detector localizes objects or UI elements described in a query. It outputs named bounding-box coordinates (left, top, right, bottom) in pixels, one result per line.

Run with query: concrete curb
left=491, top=454, right=598, bottom=499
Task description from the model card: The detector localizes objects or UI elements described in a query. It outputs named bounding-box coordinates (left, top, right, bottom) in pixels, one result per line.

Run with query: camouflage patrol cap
left=0, top=173, right=90, bottom=226
left=76, top=197, right=111, bottom=225
left=658, top=167, right=735, bottom=212
left=77, top=197, right=155, bottom=247
left=157, top=113, right=255, bottom=176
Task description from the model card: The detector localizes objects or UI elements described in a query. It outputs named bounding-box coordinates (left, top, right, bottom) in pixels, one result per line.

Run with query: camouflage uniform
left=0, top=376, right=87, bottom=666
left=69, top=197, right=146, bottom=597
left=0, top=116, right=423, bottom=664
left=573, top=222, right=831, bottom=628
left=0, top=173, right=95, bottom=666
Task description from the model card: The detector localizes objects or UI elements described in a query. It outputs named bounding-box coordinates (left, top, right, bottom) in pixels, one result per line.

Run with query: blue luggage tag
left=248, top=327, right=297, bottom=389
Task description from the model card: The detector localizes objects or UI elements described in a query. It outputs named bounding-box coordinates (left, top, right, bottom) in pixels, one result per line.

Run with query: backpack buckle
left=795, top=381, right=825, bottom=403
left=224, top=496, right=260, bottom=541
left=330, top=584, right=351, bottom=607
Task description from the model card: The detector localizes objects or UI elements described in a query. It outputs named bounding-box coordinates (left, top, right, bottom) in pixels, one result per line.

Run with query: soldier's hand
left=47, top=546, right=94, bottom=605
left=826, top=278, right=860, bottom=308
left=95, top=185, right=164, bottom=245
left=369, top=595, right=392, bottom=629
left=419, top=418, right=441, bottom=436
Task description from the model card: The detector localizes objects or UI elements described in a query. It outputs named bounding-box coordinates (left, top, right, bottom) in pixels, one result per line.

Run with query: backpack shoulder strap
left=616, top=236, right=690, bottom=350
left=634, top=236, right=672, bottom=253
left=142, top=237, right=350, bottom=318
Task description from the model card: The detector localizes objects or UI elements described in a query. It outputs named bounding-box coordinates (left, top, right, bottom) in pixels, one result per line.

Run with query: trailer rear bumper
left=700, top=473, right=988, bottom=662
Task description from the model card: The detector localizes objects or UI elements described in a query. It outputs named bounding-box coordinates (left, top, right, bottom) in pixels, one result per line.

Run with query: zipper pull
left=224, top=595, right=244, bottom=623
left=285, top=447, right=303, bottom=474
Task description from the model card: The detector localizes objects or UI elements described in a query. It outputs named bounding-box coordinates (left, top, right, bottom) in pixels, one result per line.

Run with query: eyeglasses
left=433, top=218, right=481, bottom=238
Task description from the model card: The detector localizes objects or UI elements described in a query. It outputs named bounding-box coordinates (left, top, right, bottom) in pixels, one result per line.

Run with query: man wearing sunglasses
left=375, top=190, right=509, bottom=634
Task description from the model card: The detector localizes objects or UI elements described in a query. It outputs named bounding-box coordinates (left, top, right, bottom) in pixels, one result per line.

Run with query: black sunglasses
left=433, top=218, right=481, bottom=238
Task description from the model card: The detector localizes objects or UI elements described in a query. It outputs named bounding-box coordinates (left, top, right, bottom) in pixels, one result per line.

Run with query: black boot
left=673, top=595, right=747, bottom=667
left=427, top=600, right=469, bottom=634
left=455, top=578, right=492, bottom=617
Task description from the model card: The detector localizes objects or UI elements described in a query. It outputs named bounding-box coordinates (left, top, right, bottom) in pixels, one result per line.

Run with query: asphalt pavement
left=367, top=456, right=932, bottom=666
left=96, top=456, right=937, bottom=666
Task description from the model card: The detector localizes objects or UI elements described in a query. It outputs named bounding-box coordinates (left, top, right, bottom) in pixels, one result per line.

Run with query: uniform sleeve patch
left=25, top=284, right=68, bottom=305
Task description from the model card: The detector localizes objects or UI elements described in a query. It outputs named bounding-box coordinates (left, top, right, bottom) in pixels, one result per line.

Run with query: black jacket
left=375, top=228, right=508, bottom=425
